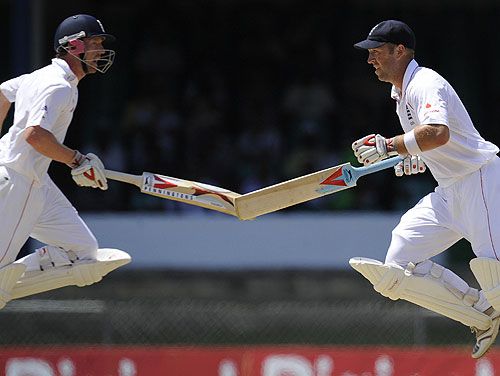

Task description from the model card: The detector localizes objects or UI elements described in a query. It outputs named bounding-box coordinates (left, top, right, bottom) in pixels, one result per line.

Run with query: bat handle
left=104, top=170, right=142, bottom=188
left=355, top=156, right=404, bottom=177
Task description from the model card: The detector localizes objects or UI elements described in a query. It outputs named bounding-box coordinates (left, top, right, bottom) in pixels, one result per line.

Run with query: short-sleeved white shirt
left=0, top=58, right=79, bottom=183
left=391, top=59, right=498, bottom=187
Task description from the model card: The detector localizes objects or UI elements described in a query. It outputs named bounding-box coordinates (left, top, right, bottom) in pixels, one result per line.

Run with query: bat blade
left=235, top=163, right=355, bottom=220
left=140, top=173, right=241, bottom=216
left=105, top=170, right=241, bottom=217
left=235, top=156, right=402, bottom=220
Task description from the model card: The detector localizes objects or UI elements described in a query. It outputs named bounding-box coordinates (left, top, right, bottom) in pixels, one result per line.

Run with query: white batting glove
left=352, top=134, right=398, bottom=165
left=71, top=153, right=108, bottom=190
left=394, top=155, right=426, bottom=177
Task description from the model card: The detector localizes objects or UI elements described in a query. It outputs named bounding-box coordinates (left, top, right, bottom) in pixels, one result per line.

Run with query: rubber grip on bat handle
left=358, top=156, right=404, bottom=175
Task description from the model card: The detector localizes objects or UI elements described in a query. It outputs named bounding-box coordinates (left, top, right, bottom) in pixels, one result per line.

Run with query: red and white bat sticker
left=320, top=166, right=348, bottom=187
left=142, top=174, right=236, bottom=209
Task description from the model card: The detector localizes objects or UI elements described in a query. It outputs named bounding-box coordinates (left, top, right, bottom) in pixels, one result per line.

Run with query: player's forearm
left=394, top=124, right=449, bottom=154
left=23, top=125, right=77, bottom=165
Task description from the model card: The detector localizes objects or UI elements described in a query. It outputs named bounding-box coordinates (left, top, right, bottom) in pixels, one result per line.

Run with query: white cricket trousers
left=386, top=156, right=500, bottom=265
left=0, top=166, right=98, bottom=268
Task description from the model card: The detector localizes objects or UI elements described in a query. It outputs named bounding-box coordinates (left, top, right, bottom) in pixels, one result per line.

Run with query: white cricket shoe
left=471, top=307, right=500, bottom=359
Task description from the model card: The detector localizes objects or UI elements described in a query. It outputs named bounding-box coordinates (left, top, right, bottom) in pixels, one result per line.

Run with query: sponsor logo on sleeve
left=405, top=104, right=416, bottom=126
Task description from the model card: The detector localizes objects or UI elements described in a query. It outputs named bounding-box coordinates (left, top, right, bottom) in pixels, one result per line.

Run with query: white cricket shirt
left=0, top=58, right=78, bottom=183
left=391, top=59, right=498, bottom=187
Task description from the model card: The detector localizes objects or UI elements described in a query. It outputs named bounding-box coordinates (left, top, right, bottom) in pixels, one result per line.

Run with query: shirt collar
left=391, top=59, right=419, bottom=102
left=52, top=58, right=79, bottom=85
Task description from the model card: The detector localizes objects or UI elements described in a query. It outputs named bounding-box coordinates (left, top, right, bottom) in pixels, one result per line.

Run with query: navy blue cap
left=354, top=20, right=416, bottom=50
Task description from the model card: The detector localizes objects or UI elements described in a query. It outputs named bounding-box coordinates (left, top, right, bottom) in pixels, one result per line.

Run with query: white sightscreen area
left=61, top=212, right=442, bottom=270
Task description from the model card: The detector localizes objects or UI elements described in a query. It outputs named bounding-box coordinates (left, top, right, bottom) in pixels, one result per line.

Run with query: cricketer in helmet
left=53, top=14, right=116, bottom=74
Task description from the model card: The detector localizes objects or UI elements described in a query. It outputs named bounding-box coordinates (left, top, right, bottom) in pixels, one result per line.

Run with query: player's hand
left=71, top=153, right=108, bottom=190
left=394, top=155, right=426, bottom=177
left=352, top=134, right=398, bottom=165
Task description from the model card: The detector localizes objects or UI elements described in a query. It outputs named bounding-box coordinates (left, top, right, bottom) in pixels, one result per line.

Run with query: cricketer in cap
left=0, top=14, right=130, bottom=310
left=349, top=20, right=500, bottom=359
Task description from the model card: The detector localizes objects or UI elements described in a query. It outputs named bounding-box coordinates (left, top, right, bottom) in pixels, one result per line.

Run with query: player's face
left=367, top=44, right=398, bottom=84
left=83, top=36, right=106, bottom=73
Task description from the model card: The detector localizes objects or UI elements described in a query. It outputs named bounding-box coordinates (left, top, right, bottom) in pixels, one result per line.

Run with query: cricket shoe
left=471, top=307, right=500, bottom=359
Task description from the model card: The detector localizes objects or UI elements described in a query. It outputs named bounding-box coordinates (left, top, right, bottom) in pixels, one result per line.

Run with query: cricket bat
left=104, top=170, right=241, bottom=217
left=234, top=156, right=403, bottom=220
left=105, top=156, right=402, bottom=220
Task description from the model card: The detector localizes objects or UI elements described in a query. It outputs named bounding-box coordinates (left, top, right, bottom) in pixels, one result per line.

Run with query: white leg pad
left=470, top=257, right=500, bottom=311
left=0, top=263, right=27, bottom=309
left=10, top=248, right=131, bottom=300
left=350, top=257, right=491, bottom=330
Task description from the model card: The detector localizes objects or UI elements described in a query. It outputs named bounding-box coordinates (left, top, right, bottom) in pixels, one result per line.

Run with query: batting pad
left=470, top=257, right=500, bottom=312
left=350, top=257, right=491, bottom=330
left=10, top=248, right=131, bottom=300
left=0, top=263, right=27, bottom=309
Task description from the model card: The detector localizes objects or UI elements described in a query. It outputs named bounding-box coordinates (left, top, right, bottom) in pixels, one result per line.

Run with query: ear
left=395, top=44, right=406, bottom=58
left=67, top=39, right=85, bottom=55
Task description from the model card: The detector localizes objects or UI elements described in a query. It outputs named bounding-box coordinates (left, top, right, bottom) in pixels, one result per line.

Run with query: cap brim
left=353, top=39, right=385, bottom=50
left=97, top=33, right=116, bottom=43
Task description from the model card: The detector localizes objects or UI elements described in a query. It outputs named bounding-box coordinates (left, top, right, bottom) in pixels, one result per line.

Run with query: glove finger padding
left=416, top=155, right=426, bottom=173
left=71, top=153, right=108, bottom=190
left=357, top=148, right=381, bottom=165
left=352, top=134, right=380, bottom=165
left=352, top=134, right=376, bottom=153
left=395, top=155, right=426, bottom=177
left=352, top=133, right=396, bottom=166
left=394, top=161, right=404, bottom=177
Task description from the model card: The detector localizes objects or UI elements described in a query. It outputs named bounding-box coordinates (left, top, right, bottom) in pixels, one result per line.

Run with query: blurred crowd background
left=4, top=0, right=500, bottom=214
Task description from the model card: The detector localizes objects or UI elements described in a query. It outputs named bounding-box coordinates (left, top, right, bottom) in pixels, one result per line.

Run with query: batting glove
left=394, top=155, right=426, bottom=177
left=352, top=134, right=398, bottom=165
left=71, top=152, right=108, bottom=190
